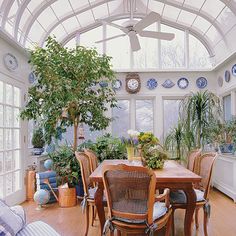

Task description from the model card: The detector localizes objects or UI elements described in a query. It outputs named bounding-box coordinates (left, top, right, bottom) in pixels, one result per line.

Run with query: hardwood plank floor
left=21, top=188, right=236, bottom=236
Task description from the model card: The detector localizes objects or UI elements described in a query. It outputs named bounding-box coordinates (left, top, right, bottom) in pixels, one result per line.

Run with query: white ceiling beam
left=59, top=13, right=215, bottom=57
left=220, top=0, right=236, bottom=15
left=1, top=0, right=14, bottom=29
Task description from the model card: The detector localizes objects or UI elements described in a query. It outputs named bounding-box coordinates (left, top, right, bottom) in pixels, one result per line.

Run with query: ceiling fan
left=95, top=3, right=175, bottom=51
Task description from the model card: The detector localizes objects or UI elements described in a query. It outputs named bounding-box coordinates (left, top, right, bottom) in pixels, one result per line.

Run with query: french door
left=0, top=78, right=25, bottom=205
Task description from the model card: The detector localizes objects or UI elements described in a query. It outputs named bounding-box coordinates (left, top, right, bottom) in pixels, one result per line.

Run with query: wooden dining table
left=89, top=159, right=201, bottom=236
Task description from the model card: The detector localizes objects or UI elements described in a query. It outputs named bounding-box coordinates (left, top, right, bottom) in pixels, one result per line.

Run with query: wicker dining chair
left=102, top=164, right=172, bottom=236
left=187, top=149, right=202, bottom=174
left=75, top=151, right=104, bottom=236
left=170, top=152, right=217, bottom=236
left=84, top=149, right=99, bottom=173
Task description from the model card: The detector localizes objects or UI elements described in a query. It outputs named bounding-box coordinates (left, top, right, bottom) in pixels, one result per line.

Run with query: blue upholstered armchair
left=0, top=200, right=60, bottom=236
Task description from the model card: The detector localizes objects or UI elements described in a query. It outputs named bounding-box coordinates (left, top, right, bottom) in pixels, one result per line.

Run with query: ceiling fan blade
left=95, top=34, right=126, bottom=43
left=134, top=11, right=161, bottom=33
left=139, top=31, right=175, bottom=40
left=98, top=20, right=129, bottom=33
left=128, top=32, right=141, bottom=51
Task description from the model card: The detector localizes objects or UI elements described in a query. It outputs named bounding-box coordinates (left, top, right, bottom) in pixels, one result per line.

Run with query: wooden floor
left=21, top=188, right=236, bottom=236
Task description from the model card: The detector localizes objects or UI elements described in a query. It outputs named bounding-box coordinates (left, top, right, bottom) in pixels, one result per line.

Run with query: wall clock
left=125, top=73, right=141, bottom=94
left=3, top=53, right=18, bottom=71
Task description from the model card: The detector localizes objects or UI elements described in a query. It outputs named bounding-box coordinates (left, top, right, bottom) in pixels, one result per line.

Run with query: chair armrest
left=155, top=188, right=170, bottom=208
left=10, top=205, right=26, bottom=224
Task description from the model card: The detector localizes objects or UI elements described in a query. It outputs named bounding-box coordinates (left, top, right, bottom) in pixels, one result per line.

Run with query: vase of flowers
left=121, top=130, right=139, bottom=161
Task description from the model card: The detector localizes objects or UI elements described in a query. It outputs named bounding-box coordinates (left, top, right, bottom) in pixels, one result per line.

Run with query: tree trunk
left=73, top=119, right=79, bottom=152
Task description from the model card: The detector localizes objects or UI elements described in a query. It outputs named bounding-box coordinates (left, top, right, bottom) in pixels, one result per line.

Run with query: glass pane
left=0, top=152, right=3, bottom=174
left=163, top=100, right=181, bottom=137
left=189, top=34, right=211, bottom=68
left=163, top=5, right=180, bottom=21
left=13, top=171, right=20, bottom=192
left=6, top=173, right=13, bottom=195
left=223, top=95, right=231, bottom=121
left=13, top=150, right=20, bottom=170
left=112, top=100, right=130, bottom=137
left=14, top=87, right=20, bottom=107
left=0, top=129, right=3, bottom=150
left=161, top=25, right=185, bottom=69
left=5, top=129, right=12, bottom=150
left=5, top=84, right=13, bottom=105
left=13, top=129, right=20, bottom=149
left=0, top=105, right=3, bottom=126
left=83, top=125, right=103, bottom=142
left=5, top=106, right=13, bottom=127
left=0, top=81, right=3, bottom=103
left=0, top=176, right=3, bottom=198
left=201, top=0, right=225, bottom=18
left=13, top=108, right=20, bottom=128
left=192, top=16, right=211, bottom=34
left=5, top=151, right=13, bottom=172
left=136, top=100, right=154, bottom=132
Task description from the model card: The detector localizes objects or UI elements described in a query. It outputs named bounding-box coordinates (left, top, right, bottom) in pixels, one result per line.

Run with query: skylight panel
left=92, top=4, right=109, bottom=19
left=50, top=24, right=67, bottom=40
left=108, top=1, right=123, bottom=15
left=37, top=7, right=57, bottom=30
left=19, top=9, right=31, bottom=30
left=184, top=0, right=205, bottom=10
left=61, top=17, right=79, bottom=33
left=205, top=25, right=222, bottom=46
left=64, top=38, right=76, bottom=49
left=148, top=1, right=164, bottom=15
left=28, top=21, right=45, bottom=42
left=51, top=0, right=72, bottom=19
left=216, top=7, right=235, bottom=34
left=8, top=1, right=18, bottom=19
left=163, top=5, right=181, bottom=21
left=192, top=16, right=211, bottom=34
left=177, top=10, right=196, bottom=26
left=27, top=0, right=41, bottom=13
left=201, top=0, right=225, bottom=19
left=77, top=10, right=94, bottom=27
left=69, top=0, right=87, bottom=10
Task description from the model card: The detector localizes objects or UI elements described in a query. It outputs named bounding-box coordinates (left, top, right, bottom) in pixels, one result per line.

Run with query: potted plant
left=32, top=128, right=45, bottom=155
left=49, top=145, right=81, bottom=207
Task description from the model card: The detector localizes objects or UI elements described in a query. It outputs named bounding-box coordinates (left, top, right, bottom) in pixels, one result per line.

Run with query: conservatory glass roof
left=0, top=0, right=236, bottom=67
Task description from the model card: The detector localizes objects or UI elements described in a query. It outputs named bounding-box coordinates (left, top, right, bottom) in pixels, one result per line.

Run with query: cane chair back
left=75, top=151, right=92, bottom=196
left=187, top=149, right=201, bottom=173
left=102, top=164, right=156, bottom=225
left=198, top=152, right=217, bottom=200
left=84, top=149, right=99, bottom=173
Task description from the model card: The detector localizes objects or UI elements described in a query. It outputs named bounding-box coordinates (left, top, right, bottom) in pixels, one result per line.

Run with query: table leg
left=94, top=182, right=105, bottom=236
left=183, top=184, right=197, bottom=236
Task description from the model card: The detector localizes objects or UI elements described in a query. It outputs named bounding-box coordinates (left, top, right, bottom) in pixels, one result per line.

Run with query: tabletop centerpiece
left=121, top=130, right=139, bottom=161
left=138, top=132, right=168, bottom=169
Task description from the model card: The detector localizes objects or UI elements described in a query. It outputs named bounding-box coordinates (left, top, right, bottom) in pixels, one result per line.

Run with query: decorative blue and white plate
left=162, top=79, right=175, bottom=88
left=225, top=70, right=230, bottom=82
left=218, top=76, right=223, bottom=87
left=99, top=81, right=108, bottom=88
left=232, top=64, right=236, bottom=76
left=177, top=77, right=189, bottom=89
left=112, top=79, right=122, bottom=90
left=196, top=77, right=207, bottom=89
left=28, top=72, right=36, bottom=84
left=3, top=53, right=18, bottom=71
left=147, top=78, right=157, bottom=90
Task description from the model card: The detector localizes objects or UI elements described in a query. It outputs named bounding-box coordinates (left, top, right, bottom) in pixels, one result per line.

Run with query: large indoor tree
left=21, top=37, right=117, bottom=151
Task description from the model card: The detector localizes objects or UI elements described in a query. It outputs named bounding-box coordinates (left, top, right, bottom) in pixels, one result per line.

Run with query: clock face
left=127, top=79, right=139, bottom=90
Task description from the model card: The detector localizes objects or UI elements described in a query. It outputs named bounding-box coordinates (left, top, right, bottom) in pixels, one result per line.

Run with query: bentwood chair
left=102, top=164, right=172, bottom=236
left=75, top=152, right=105, bottom=236
left=170, top=152, right=217, bottom=236
left=84, top=149, right=99, bottom=173
left=187, top=149, right=202, bottom=174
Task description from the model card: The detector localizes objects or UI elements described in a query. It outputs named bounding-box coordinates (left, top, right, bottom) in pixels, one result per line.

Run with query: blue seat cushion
left=170, top=189, right=205, bottom=204
left=17, top=221, right=60, bottom=236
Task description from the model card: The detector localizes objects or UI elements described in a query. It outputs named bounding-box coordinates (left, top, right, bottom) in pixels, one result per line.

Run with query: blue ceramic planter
left=219, top=143, right=234, bottom=154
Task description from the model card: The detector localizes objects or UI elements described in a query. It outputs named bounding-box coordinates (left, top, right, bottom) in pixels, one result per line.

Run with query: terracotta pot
left=58, top=186, right=77, bottom=207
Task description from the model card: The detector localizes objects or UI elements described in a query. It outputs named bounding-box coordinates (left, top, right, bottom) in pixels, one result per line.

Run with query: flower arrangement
left=138, top=132, right=168, bottom=169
